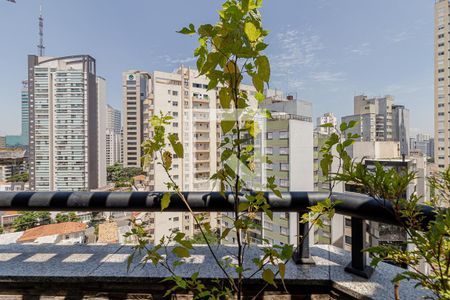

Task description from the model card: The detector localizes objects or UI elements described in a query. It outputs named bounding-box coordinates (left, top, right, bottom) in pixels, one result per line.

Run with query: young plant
left=127, top=0, right=340, bottom=298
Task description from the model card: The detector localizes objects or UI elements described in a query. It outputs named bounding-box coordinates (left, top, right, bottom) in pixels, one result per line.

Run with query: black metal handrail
left=0, top=191, right=438, bottom=279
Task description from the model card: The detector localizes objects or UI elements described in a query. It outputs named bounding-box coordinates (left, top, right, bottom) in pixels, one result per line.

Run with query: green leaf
left=220, top=228, right=231, bottom=240
left=177, top=23, right=196, bottom=35
left=162, top=151, right=173, bottom=169
left=197, top=24, right=213, bottom=36
left=161, top=192, right=171, bottom=211
left=168, top=134, right=184, bottom=158
left=262, top=205, right=273, bottom=220
left=252, top=75, right=264, bottom=92
left=221, top=148, right=233, bottom=161
left=278, top=262, right=286, bottom=280
left=262, top=268, right=276, bottom=287
left=244, top=22, right=260, bottom=42
left=221, top=120, right=235, bottom=134
left=219, top=88, right=231, bottom=109
left=172, top=246, right=190, bottom=258
left=256, top=55, right=270, bottom=82
left=207, top=78, right=218, bottom=90
left=255, top=42, right=268, bottom=51
left=238, top=202, right=250, bottom=212
left=241, top=0, right=250, bottom=12
left=255, top=91, right=265, bottom=102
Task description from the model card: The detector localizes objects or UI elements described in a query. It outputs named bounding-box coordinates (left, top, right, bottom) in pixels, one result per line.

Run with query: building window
left=172, top=91, right=178, bottom=96
left=345, top=218, right=351, bottom=227
left=266, top=147, right=273, bottom=155
left=280, top=179, right=289, bottom=187
left=263, top=221, right=273, bottom=230
left=345, top=235, right=352, bottom=245
left=173, top=122, right=178, bottom=127
left=280, top=163, right=289, bottom=171
left=267, top=132, right=273, bottom=140
left=173, top=101, right=178, bottom=107
left=279, top=147, right=288, bottom=155
left=280, top=226, right=288, bottom=236
left=279, top=131, right=288, bottom=139
left=173, top=217, right=179, bottom=222
left=266, top=163, right=273, bottom=170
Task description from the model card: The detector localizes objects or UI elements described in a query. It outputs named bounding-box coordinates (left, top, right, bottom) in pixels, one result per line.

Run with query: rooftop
left=18, top=222, right=87, bottom=243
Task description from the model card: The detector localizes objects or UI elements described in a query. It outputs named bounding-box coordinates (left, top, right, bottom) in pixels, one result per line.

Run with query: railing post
left=293, top=213, right=314, bottom=264
left=344, top=217, right=374, bottom=278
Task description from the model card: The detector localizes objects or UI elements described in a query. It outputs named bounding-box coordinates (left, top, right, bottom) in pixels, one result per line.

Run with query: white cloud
left=272, top=28, right=323, bottom=76
left=309, top=71, right=345, bottom=82
left=347, top=42, right=371, bottom=56
left=388, top=31, right=411, bottom=43
left=159, top=55, right=196, bottom=65
left=270, top=27, right=349, bottom=92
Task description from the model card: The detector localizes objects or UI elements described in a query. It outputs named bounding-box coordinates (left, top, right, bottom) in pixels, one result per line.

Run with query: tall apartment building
left=0, top=137, right=5, bottom=148
left=392, top=105, right=410, bottom=156
left=21, top=80, right=29, bottom=145
left=97, top=77, right=107, bottom=188
left=122, top=71, right=151, bottom=168
left=435, top=0, right=450, bottom=169
left=142, top=67, right=235, bottom=242
left=221, top=95, right=314, bottom=246
left=106, top=105, right=122, bottom=166
left=107, top=104, right=121, bottom=133
left=342, top=95, right=410, bottom=155
left=316, top=112, right=337, bottom=135
left=28, top=55, right=99, bottom=191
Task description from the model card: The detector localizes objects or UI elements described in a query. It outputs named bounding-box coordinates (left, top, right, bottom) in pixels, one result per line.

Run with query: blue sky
left=0, top=0, right=434, bottom=136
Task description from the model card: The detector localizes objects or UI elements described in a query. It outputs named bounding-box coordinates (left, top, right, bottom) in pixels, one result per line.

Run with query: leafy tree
left=190, top=229, right=219, bottom=245
left=55, top=212, right=81, bottom=223
left=13, top=211, right=51, bottom=232
left=6, top=172, right=29, bottom=183
left=323, top=121, right=450, bottom=299
left=126, top=0, right=339, bottom=298
left=107, top=163, right=144, bottom=185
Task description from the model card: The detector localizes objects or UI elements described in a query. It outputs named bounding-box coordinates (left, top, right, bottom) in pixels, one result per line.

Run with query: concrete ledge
left=0, top=244, right=433, bottom=299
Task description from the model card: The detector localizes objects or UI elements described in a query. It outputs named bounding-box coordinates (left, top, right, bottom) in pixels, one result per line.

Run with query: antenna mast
left=37, top=5, right=45, bottom=56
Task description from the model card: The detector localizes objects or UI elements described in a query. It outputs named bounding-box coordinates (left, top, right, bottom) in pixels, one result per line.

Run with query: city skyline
left=0, top=0, right=434, bottom=136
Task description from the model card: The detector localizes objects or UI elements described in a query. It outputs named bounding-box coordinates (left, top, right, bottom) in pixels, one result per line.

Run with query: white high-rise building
left=122, top=71, right=151, bottom=168
left=106, top=105, right=122, bottom=166
left=223, top=94, right=314, bottom=246
left=316, top=112, right=337, bottom=135
left=342, top=95, right=410, bottom=155
left=28, top=55, right=99, bottom=191
left=435, top=0, right=450, bottom=169
left=97, top=77, right=107, bottom=188
left=107, top=105, right=121, bottom=133
left=392, top=105, right=410, bottom=156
